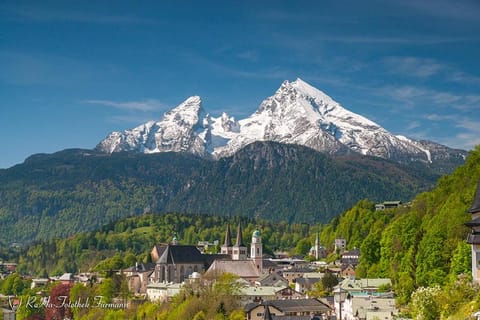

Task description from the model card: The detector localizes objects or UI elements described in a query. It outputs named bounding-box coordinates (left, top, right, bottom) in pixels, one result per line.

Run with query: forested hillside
left=15, top=213, right=314, bottom=277
left=320, top=145, right=480, bottom=307
left=0, top=141, right=440, bottom=243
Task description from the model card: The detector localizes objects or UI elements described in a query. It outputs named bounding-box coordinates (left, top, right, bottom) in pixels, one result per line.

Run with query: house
left=274, top=287, right=305, bottom=300
left=375, top=201, right=402, bottom=211
left=341, top=249, right=360, bottom=267
left=237, top=285, right=306, bottom=306
left=124, top=264, right=154, bottom=295
left=237, top=286, right=278, bottom=305
left=295, top=277, right=321, bottom=294
left=197, top=240, right=219, bottom=253
left=341, top=295, right=398, bottom=320
left=57, top=273, right=75, bottom=285
left=145, top=282, right=182, bottom=302
left=341, top=264, right=357, bottom=278
left=30, top=278, right=50, bottom=289
left=465, top=179, right=480, bottom=284
left=245, top=299, right=332, bottom=320
left=337, top=278, right=392, bottom=296
left=255, top=271, right=289, bottom=287
left=282, top=268, right=313, bottom=286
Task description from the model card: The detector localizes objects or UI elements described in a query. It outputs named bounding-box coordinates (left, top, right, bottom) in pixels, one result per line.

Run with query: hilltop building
left=466, top=179, right=480, bottom=284
left=375, top=200, right=402, bottom=211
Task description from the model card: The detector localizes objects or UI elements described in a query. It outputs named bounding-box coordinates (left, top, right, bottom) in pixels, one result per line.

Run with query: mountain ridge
left=96, top=78, right=467, bottom=165
left=0, top=141, right=442, bottom=243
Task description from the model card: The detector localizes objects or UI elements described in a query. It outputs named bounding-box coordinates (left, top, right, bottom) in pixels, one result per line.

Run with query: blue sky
left=1, top=0, right=479, bottom=168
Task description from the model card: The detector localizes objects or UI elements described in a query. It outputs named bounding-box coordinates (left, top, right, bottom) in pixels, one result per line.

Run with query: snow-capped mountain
left=96, top=78, right=465, bottom=163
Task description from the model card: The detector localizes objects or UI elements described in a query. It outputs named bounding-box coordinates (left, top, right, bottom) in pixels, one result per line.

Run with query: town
left=1, top=185, right=480, bottom=320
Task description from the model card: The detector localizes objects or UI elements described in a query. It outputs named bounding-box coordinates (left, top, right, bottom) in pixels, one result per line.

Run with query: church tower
left=221, top=224, right=233, bottom=256
left=314, top=232, right=320, bottom=260
left=232, top=223, right=247, bottom=260
left=251, top=229, right=263, bottom=273
left=466, top=179, right=480, bottom=284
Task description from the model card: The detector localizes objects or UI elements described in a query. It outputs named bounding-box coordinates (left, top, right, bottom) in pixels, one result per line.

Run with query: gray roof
left=156, top=245, right=204, bottom=264
left=295, top=277, right=321, bottom=285
left=263, top=259, right=280, bottom=269
left=206, top=260, right=260, bottom=278
left=465, top=217, right=480, bottom=227
left=469, top=180, right=480, bottom=213
left=246, top=298, right=331, bottom=314
left=257, top=271, right=288, bottom=286
left=467, top=233, right=480, bottom=244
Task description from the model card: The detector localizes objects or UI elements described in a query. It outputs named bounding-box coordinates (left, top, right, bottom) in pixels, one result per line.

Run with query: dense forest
left=0, top=141, right=443, bottom=243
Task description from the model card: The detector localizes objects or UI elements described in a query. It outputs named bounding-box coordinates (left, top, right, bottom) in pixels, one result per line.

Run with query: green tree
left=440, top=275, right=480, bottom=318
left=97, top=278, right=116, bottom=303
left=123, top=252, right=137, bottom=268
left=295, top=239, right=311, bottom=256
left=1, top=273, right=25, bottom=295
left=410, top=286, right=442, bottom=320
left=448, top=241, right=471, bottom=282
left=321, top=272, right=338, bottom=294
left=307, top=281, right=327, bottom=298
left=69, top=283, right=95, bottom=319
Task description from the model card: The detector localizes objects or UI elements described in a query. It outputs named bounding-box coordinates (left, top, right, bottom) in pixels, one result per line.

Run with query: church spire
left=224, top=223, right=232, bottom=247
left=232, top=222, right=247, bottom=260
left=235, top=223, right=244, bottom=247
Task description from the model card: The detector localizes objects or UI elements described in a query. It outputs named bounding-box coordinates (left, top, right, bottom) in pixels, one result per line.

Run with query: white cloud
left=422, top=114, right=480, bottom=150
left=383, top=57, right=443, bottom=78
left=5, top=4, right=155, bottom=25
left=394, top=0, right=480, bottom=22
left=380, top=85, right=473, bottom=110
left=424, top=114, right=455, bottom=121
left=83, top=99, right=166, bottom=112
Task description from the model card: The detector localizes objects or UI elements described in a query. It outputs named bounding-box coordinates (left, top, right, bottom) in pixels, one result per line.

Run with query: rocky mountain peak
left=96, top=79, right=466, bottom=165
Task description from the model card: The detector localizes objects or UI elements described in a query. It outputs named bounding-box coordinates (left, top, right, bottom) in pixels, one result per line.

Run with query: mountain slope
left=96, top=78, right=466, bottom=168
left=319, top=145, right=480, bottom=305
left=0, top=142, right=440, bottom=243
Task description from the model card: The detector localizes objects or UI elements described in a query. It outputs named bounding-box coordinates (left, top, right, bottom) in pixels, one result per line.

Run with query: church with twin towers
left=220, top=223, right=263, bottom=273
